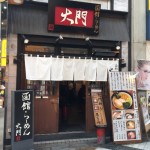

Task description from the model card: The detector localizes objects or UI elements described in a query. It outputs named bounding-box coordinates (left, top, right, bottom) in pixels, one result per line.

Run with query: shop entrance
left=59, top=81, right=86, bottom=132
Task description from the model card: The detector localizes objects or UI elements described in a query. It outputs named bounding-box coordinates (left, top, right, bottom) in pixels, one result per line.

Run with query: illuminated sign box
left=48, top=0, right=100, bottom=35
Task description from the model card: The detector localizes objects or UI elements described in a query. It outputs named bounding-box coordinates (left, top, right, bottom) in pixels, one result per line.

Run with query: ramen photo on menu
left=111, top=91, right=133, bottom=110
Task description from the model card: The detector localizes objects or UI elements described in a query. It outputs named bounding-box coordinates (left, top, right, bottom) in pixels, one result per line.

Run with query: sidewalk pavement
left=4, top=137, right=150, bottom=150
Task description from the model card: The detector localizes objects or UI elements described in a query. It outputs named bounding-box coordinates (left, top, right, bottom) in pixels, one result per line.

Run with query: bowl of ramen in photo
left=112, top=91, right=132, bottom=110
left=126, top=121, right=135, bottom=129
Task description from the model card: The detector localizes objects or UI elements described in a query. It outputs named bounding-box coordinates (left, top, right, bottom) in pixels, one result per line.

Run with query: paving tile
left=5, top=138, right=150, bottom=150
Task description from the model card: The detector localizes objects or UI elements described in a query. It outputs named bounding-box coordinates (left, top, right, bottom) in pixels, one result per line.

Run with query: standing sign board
left=11, top=90, right=34, bottom=150
left=109, top=72, right=142, bottom=143
left=91, top=89, right=107, bottom=127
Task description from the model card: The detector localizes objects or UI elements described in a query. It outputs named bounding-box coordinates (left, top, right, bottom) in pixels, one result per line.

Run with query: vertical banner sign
left=109, top=72, right=142, bottom=143
left=11, top=90, right=34, bottom=150
left=91, top=89, right=107, bottom=127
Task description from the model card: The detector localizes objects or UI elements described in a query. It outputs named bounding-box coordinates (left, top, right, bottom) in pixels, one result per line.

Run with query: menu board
left=109, top=72, right=142, bottom=143
left=91, top=89, right=107, bottom=127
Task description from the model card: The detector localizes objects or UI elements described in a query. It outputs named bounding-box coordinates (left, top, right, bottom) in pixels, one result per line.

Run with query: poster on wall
left=136, top=60, right=150, bottom=90
left=109, top=72, right=142, bottom=143
left=91, top=89, right=107, bottom=127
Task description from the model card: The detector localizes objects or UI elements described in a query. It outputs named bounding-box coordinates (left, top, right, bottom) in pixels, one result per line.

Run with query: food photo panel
left=125, top=110, right=135, bottom=119
left=127, top=131, right=136, bottom=140
left=111, top=90, right=134, bottom=110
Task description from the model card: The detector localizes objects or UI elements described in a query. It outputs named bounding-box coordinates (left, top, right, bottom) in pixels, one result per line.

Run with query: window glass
left=113, top=0, right=128, bottom=12
left=70, top=0, right=111, bottom=10
left=27, top=80, right=57, bottom=98
left=25, top=45, right=54, bottom=53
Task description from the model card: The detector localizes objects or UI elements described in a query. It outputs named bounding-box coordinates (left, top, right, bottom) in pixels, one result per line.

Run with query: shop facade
left=5, top=0, right=130, bottom=142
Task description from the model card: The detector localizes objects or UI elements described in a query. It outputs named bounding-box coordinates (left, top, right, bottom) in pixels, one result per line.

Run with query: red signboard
left=55, top=6, right=94, bottom=28
left=48, top=0, right=101, bottom=35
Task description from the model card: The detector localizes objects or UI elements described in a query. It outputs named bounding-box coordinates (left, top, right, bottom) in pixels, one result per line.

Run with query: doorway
left=59, top=81, right=86, bottom=132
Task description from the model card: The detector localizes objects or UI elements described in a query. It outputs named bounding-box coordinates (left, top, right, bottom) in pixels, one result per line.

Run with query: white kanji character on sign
left=81, top=11, right=88, bottom=26
left=23, top=123, right=30, bottom=135
left=23, top=115, right=31, bottom=135
left=75, top=10, right=81, bottom=24
left=61, top=8, right=74, bottom=24
left=75, top=10, right=87, bottom=26
left=22, top=92, right=30, bottom=101
left=21, top=101, right=31, bottom=110
left=16, top=123, right=22, bottom=136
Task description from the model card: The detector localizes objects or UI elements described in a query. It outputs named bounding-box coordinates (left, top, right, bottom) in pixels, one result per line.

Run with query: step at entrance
left=34, top=131, right=97, bottom=142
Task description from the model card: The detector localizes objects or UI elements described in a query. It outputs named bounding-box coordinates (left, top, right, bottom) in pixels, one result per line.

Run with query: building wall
left=131, top=0, right=146, bottom=70
left=6, top=0, right=130, bottom=138
left=6, top=34, right=17, bottom=138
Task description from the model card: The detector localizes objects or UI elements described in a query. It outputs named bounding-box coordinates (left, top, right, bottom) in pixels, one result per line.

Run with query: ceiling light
left=116, top=45, right=120, bottom=50
left=59, top=35, right=63, bottom=40
left=85, top=37, right=92, bottom=47
left=24, top=39, right=29, bottom=44
left=22, top=35, right=29, bottom=44
left=116, top=42, right=121, bottom=50
left=55, top=35, right=63, bottom=43
left=85, top=37, right=90, bottom=41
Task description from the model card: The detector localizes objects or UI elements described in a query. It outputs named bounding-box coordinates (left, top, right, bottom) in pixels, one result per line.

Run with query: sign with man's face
left=136, top=60, right=150, bottom=90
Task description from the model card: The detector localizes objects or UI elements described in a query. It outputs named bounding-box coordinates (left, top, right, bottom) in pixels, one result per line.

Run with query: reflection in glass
left=27, top=80, right=56, bottom=97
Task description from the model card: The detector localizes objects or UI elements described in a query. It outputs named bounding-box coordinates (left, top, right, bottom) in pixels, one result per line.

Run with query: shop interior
left=59, top=81, right=86, bottom=132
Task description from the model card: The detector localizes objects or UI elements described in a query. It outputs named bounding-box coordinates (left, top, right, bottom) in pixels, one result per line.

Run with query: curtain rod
left=20, top=53, right=120, bottom=60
